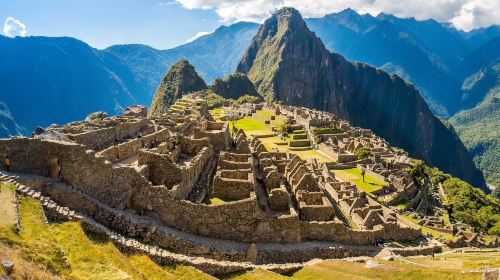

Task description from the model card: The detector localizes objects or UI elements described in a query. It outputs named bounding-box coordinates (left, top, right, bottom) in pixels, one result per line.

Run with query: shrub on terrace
left=405, top=161, right=500, bottom=236
left=354, top=147, right=372, bottom=159
left=234, top=95, right=261, bottom=105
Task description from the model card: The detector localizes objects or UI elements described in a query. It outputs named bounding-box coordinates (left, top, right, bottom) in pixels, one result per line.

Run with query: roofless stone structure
left=0, top=97, right=453, bottom=275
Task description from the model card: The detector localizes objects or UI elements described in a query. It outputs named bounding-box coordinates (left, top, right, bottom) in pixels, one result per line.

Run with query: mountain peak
left=236, top=7, right=323, bottom=87
left=236, top=9, right=486, bottom=188
left=260, top=7, right=308, bottom=38
left=149, top=59, right=207, bottom=116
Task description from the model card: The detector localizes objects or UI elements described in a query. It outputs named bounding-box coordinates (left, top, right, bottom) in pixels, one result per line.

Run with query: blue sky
left=0, top=0, right=222, bottom=49
left=2, top=0, right=500, bottom=50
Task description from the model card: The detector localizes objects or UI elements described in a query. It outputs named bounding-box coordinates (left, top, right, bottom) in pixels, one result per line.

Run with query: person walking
left=4, top=156, right=11, bottom=172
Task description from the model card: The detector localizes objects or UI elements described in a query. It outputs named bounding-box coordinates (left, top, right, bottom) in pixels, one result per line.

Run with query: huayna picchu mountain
left=149, top=59, right=207, bottom=116
left=237, top=7, right=486, bottom=189
left=210, top=73, right=259, bottom=100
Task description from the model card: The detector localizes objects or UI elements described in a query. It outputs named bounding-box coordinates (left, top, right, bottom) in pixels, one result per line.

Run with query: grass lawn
left=259, top=136, right=288, bottom=151
left=332, top=168, right=386, bottom=193
left=288, top=258, right=482, bottom=280
left=406, top=251, right=500, bottom=271
left=0, top=195, right=68, bottom=276
left=0, top=188, right=213, bottom=280
left=228, top=257, right=485, bottom=280
left=234, top=117, right=272, bottom=136
left=204, top=196, right=236, bottom=205
left=395, top=200, right=409, bottom=210
left=293, top=150, right=335, bottom=164
left=209, top=108, right=226, bottom=122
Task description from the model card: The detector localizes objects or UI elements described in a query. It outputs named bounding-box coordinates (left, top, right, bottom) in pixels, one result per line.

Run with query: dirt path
left=0, top=182, right=17, bottom=226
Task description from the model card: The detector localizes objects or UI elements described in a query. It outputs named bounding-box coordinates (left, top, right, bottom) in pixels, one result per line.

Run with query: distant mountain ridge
left=305, top=9, right=499, bottom=117
left=237, top=7, right=486, bottom=189
left=0, top=21, right=259, bottom=137
left=0, top=9, right=498, bottom=187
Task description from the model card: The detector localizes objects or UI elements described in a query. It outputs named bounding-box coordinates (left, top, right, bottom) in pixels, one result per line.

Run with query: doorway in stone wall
left=48, top=156, right=61, bottom=179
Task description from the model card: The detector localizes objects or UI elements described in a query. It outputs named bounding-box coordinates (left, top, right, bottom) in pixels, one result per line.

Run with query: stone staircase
left=0, top=172, right=303, bottom=276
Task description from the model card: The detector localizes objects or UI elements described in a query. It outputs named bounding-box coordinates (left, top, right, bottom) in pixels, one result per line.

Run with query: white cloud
left=174, top=0, right=500, bottom=30
left=3, top=17, right=28, bottom=37
left=186, top=31, right=211, bottom=42
left=450, top=0, right=500, bottom=31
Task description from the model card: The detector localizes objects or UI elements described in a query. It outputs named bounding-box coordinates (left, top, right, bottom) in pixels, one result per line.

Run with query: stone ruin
left=0, top=96, right=444, bottom=274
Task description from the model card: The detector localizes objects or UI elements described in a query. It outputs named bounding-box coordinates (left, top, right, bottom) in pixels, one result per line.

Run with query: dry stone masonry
left=4, top=95, right=484, bottom=274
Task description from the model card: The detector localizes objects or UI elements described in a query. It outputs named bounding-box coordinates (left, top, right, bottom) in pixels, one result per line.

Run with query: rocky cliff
left=149, top=59, right=207, bottom=116
left=210, top=73, right=258, bottom=100
left=237, top=7, right=487, bottom=189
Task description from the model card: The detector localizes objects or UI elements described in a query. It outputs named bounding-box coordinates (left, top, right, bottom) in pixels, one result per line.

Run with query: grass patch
left=204, top=196, right=231, bottom=204
left=292, top=150, right=334, bottom=164
left=226, top=268, right=287, bottom=279
left=332, top=168, right=386, bottom=193
left=289, top=258, right=482, bottom=280
left=0, top=196, right=68, bottom=275
left=51, top=221, right=214, bottom=280
left=406, top=251, right=500, bottom=270
left=0, top=189, right=213, bottom=279
left=209, top=108, right=226, bottom=122
left=234, top=117, right=272, bottom=136
left=395, top=200, right=409, bottom=210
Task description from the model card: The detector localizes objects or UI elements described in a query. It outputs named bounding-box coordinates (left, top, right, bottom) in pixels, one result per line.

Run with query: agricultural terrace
left=210, top=107, right=336, bottom=164
left=331, top=167, right=387, bottom=193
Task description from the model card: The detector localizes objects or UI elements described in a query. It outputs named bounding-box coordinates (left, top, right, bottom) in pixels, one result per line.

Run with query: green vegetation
left=201, top=90, right=225, bottom=109
left=492, top=187, right=500, bottom=199
left=276, top=119, right=292, bottom=137
left=0, top=195, right=68, bottom=275
left=204, top=196, right=237, bottom=205
left=209, top=107, right=226, bottom=122
left=406, top=161, right=500, bottom=236
left=311, top=125, right=344, bottom=135
left=354, top=147, right=372, bottom=159
left=402, top=215, right=456, bottom=241
left=395, top=200, right=409, bottom=210
left=332, top=168, right=386, bottom=193
left=149, top=59, right=207, bottom=116
left=233, top=117, right=270, bottom=135
left=406, top=252, right=500, bottom=270
left=289, top=258, right=481, bottom=280
left=444, top=178, right=500, bottom=235
left=210, top=73, right=259, bottom=100
left=0, top=191, right=213, bottom=279
left=226, top=254, right=493, bottom=279
left=234, top=95, right=261, bottom=105
left=449, top=83, right=499, bottom=188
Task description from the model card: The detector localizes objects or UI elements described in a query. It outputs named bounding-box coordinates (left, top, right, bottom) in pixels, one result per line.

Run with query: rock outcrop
left=85, top=111, right=108, bottom=122
left=149, top=59, right=207, bottom=116
left=210, top=73, right=259, bottom=100
left=237, top=7, right=486, bottom=189
left=123, top=105, right=147, bottom=118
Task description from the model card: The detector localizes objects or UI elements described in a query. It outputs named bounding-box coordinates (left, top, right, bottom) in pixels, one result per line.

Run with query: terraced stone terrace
left=0, top=97, right=498, bottom=278
left=331, top=167, right=387, bottom=193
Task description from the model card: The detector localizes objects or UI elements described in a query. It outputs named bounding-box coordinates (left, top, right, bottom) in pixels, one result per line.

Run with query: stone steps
left=2, top=173, right=302, bottom=275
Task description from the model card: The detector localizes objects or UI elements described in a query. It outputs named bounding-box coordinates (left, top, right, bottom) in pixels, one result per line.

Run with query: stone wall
left=212, top=169, right=254, bottom=200
left=152, top=195, right=302, bottom=243
left=138, top=145, right=213, bottom=199
left=300, top=221, right=421, bottom=245
left=194, top=121, right=231, bottom=152
left=0, top=138, right=136, bottom=209
left=67, top=118, right=151, bottom=150
left=97, top=128, right=171, bottom=163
